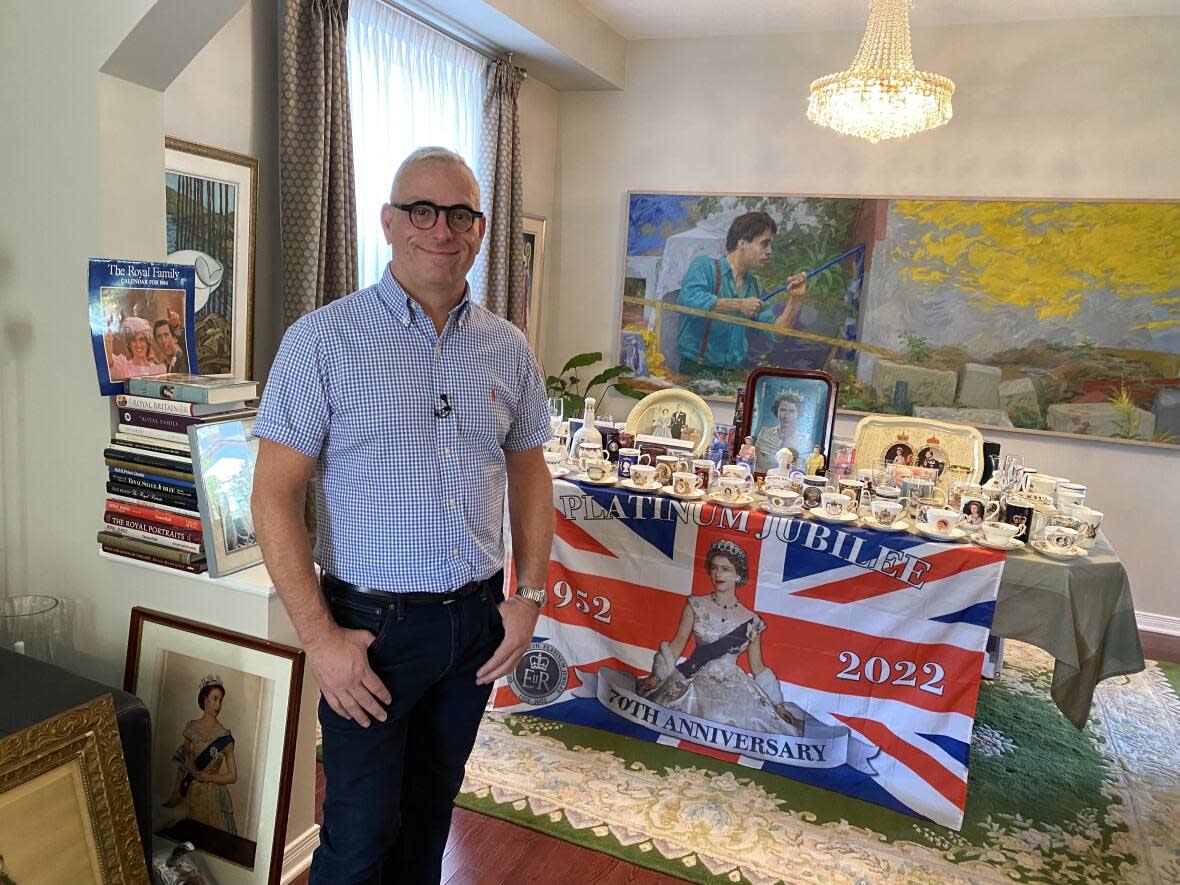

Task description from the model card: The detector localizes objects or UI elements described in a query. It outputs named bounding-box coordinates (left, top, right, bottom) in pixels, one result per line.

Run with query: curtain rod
left=375, top=0, right=524, bottom=75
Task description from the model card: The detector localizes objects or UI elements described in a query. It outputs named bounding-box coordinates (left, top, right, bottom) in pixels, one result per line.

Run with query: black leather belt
left=322, top=571, right=491, bottom=607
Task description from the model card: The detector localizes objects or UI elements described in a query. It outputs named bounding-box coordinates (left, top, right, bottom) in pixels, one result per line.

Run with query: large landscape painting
left=619, top=193, right=1180, bottom=445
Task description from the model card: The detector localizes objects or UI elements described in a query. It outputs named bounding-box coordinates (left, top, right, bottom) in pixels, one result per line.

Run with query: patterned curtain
left=476, top=56, right=525, bottom=326
left=279, top=0, right=359, bottom=327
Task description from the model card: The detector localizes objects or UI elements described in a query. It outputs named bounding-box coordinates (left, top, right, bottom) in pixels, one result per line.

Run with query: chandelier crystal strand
left=807, top=0, right=954, bottom=143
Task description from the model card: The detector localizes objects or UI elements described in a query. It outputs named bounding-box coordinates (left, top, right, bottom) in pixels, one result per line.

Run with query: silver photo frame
left=188, top=416, right=261, bottom=577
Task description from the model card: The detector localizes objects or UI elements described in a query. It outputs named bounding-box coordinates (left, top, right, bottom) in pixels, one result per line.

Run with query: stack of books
left=99, top=374, right=258, bottom=574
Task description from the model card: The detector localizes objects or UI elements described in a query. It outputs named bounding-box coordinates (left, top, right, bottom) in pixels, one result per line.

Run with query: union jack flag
left=494, top=481, right=1006, bottom=830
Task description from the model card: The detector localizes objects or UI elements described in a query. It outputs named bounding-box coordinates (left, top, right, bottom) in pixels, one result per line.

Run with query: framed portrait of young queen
left=739, top=368, right=838, bottom=476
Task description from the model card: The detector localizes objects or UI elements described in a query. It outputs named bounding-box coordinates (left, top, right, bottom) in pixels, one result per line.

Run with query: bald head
left=389, top=147, right=480, bottom=205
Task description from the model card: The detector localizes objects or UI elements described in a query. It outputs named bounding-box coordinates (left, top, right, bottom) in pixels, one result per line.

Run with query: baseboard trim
left=1137, top=611, right=1180, bottom=637
left=281, top=823, right=320, bottom=884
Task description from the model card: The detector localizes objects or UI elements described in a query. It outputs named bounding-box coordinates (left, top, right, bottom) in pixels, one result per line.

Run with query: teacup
left=617, top=447, right=650, bottom=479
left=722, top=463, right=752, bottom=481
left=671, top=471, right=703, bottom=497
left=584, top=458, right=613, bottom=482
left=630, top=464, right=658, bottom=489
left=1057, top=483, right=1087, bottom=510
left=1027, top=473, right=1061, bottom=498
left=916, top=495, right=950, bottom=524
left=980, top=520, right=1020, bottom=545
left=765, top=489, right=800, bottom=512
left=764, top=472, right=794, bottom=490
left=1061, top=505, right=1102, bottom=549
left=950, top=481, right=982, bottom=510
left=543, top=449, right=565, bottom=469
left=903, top=481, right=943, bottom=517
left=821, top=491, right=852, bottom=517
left=870, top=500, right=904, bottom=525
left=924, top=507, right=963, bottom=534
left=576, top=440, right=603, bottom=469
left=716, top=476, right=749, bottom=503
left=838, top=479, right=866, bottom=510
left=1044, top=525, right=1079, bottom=550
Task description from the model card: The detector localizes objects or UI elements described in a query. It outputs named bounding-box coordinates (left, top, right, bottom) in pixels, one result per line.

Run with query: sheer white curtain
left=348, top=0, right=484, bottom=289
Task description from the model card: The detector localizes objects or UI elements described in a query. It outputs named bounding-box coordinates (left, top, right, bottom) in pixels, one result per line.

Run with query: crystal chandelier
left=807, top=0, right=954, bottom=143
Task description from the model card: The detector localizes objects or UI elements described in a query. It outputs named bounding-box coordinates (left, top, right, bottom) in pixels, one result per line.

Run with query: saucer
left=972, top=533, right=1026, bottom=551
left=812, top=509, right=859, bottom=524
left=758, top=502, right=804, bottom=517
left=617, top=477, right=662, bottom=493
left=861, top=515, right=909, bottom=532
left=1030, top=539, right=1088, bottom=559
left=547, top=465, right=574, bottom=479
left=571, top=472, right=619, bottom=486
left=661, top=486, right=707, bottom=501
left=706, top=493, right=755, bottom=508
left=915, top=523, right=968, bottom=542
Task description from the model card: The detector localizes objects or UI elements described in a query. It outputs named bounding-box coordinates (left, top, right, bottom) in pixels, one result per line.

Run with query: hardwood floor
left=289, top=628, right=1180, bottom=884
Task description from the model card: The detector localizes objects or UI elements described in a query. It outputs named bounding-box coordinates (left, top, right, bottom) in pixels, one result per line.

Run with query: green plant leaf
left=561, top=352, right=601, bottom=374
left=613, top=384, right=647, bottom=400
left=586, top=365, right=632, bottom=389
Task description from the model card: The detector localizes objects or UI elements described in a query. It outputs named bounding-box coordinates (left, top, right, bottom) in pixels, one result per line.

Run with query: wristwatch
left=514, top=585, right=547, bottom=608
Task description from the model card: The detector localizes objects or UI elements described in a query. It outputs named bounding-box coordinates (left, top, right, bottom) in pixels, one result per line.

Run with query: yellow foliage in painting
left=892, top=200, right=1180, bottom=322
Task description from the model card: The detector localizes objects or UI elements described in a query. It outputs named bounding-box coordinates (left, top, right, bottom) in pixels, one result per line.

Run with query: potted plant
left=545, top=352, right=645, bottom=421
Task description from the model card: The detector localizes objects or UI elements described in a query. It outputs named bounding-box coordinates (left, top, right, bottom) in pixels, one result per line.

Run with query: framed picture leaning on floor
left=124, top=608, right=304, bottom=885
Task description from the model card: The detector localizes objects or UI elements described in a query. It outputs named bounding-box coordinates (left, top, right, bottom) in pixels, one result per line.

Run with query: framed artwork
left=87, top=258, right=199, bottom=395
left=624, top=388, right=715, bottom=457
left=165, top=136, right=258, bottom=379
left=124, top=608, right=304, bottom=885
left=0, top=694, right=148, bottom=884
left=619, top=192, right=1180, bottom=448
left=522, top=214, right=547, bottom=353
left=189, top=416, right=261, bottom=578
left=739, top=368, right=837, bottom=476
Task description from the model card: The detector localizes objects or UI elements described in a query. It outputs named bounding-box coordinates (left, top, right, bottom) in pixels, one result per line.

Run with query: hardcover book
left=106, top=498, right=203, bottom=532
left=88, top=258, right=198, bottom=396
left=107, top=482, right=200, bottom=512
left=97, top=531, right=206, bottom=565
left=115, top=393, right=247, bottom=417
left=127, top=374, right=258, bottom=404
left=100, top=544, right=207, bottom=574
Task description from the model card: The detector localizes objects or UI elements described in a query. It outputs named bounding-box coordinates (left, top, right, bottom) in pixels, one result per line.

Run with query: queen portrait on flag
left=636, top=539, right=809, bottom=735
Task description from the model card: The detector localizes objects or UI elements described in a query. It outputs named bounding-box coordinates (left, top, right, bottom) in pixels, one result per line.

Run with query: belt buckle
left=443, top=596, right=457, bottom=605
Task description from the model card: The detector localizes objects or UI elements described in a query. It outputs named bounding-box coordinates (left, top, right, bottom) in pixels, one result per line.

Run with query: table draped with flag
left=493, top=480, right=1008, bottom=830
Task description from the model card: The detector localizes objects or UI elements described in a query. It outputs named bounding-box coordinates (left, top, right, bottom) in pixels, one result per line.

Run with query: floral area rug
left=457, top=643, right=1180, bottom=884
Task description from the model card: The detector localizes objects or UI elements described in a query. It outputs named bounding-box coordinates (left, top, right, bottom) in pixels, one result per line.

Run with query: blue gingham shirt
left=253, top=268, right=551, bottom=592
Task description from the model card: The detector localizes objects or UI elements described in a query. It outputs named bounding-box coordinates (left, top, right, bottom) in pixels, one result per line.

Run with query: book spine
left=107, top=461, right=196, bottom=485
left=104, top=512, right=203, bottom=544
left=99, top=523, right=203, bottom=553
left=115, top=394, right=200, bottom=416
left=112, top=434, right=191, bottom=456
left=125, top=379, right=216, bottom=404
left=106, top=498, right=202, bottom=531
left=117, top=408, right=202, bottom=433
left=117, top=423, right=192, bottom=445
left=104, top=446, right=193, bottom=472
left=100, top=544, right=207, bottom=574
left=107, top=470, right=197, bottom=498
left=107, top=482, right=199, bottom=512
left=97, top=531, right=205, bottom=565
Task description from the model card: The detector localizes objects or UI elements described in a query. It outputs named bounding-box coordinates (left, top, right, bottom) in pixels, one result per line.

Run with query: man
left=251, top=147, right=553, bottom=884
left=153, top=318, right=188, bottom=373
left=670, top=407, right=687, bottom=440
left=676, top=211, right=806, bottom=375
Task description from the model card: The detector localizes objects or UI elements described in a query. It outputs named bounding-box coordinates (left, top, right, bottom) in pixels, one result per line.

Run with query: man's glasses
left=391, top=201, right=484, bottom=233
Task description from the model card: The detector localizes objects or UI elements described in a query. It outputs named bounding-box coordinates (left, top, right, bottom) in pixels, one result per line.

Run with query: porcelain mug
left=838, top=479, right=866, bottom=510
left=870, top=500, right=904, bottom=525
left=617, top=447, right=650, bottom=479
left=902, top=479, right=942, bottom=517
left=576, top=441, right=604, bottom=470
left=1027, top=473, right=1060, bottom=498
left=916, top=495, right=950, bottom=524
left=821, top=491, right=852, bottom=517
left=800, top=474, right=831, bottom=509
left=1061, top=505, right=1102, bottom=549
left=691, top=459, right=719, bottom=490
left=630, top=464, right=658, bottom=488
left=1057, top=485, right=1087, bottom=510
left=959, top=493, right=1000, bottom=526
left=1044, top=525, right=1079, bottom=550
left=1003, top=496, right=1035, bottom=543
left=654, top=455, right=682, bottom=485
left=671, top=471, right=703, bottom=497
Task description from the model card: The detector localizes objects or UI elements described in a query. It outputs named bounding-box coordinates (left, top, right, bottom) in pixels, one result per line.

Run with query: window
left=348, top=0, right=484, bottom=289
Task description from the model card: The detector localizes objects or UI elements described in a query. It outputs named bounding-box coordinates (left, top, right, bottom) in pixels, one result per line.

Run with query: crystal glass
left=0, top=595, right=63, bottom=663
left=547, top=397, right=564, bottom=438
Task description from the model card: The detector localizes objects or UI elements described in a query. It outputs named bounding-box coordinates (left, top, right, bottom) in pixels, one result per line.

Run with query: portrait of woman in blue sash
left=163, top=673, right=239, bottom=834
left=636, top=539, right=807, bottom=735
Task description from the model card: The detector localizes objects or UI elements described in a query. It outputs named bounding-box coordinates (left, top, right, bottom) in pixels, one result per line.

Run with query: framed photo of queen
left=739, top=368, right=838, bottom=476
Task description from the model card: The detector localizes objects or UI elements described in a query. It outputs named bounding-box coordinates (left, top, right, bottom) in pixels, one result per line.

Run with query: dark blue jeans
left=309, top=574, right=504, bottom=885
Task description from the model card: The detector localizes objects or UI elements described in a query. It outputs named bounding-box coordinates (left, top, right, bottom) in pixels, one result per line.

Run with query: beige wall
left=558, top=17, right=1180, bottom=623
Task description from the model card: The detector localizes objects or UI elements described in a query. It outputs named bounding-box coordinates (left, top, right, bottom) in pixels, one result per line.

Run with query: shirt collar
left=377, top=266, right=473, bottom=329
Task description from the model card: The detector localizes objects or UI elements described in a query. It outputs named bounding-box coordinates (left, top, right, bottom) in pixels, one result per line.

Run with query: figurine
left=805, top=445, right=826, bottom=477
left=765, top=446, right=795, bottom=480
left=736, top=435, right=757, bottom=469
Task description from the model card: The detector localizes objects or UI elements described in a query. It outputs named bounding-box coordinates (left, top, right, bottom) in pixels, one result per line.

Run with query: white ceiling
left=578, top=0, right=1180, bottom=40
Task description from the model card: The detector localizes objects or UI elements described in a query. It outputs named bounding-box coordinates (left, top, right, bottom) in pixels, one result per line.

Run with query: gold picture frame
left=0, top=694, right=147, bottom=884
left=522, top=213, right=547, bottom=353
